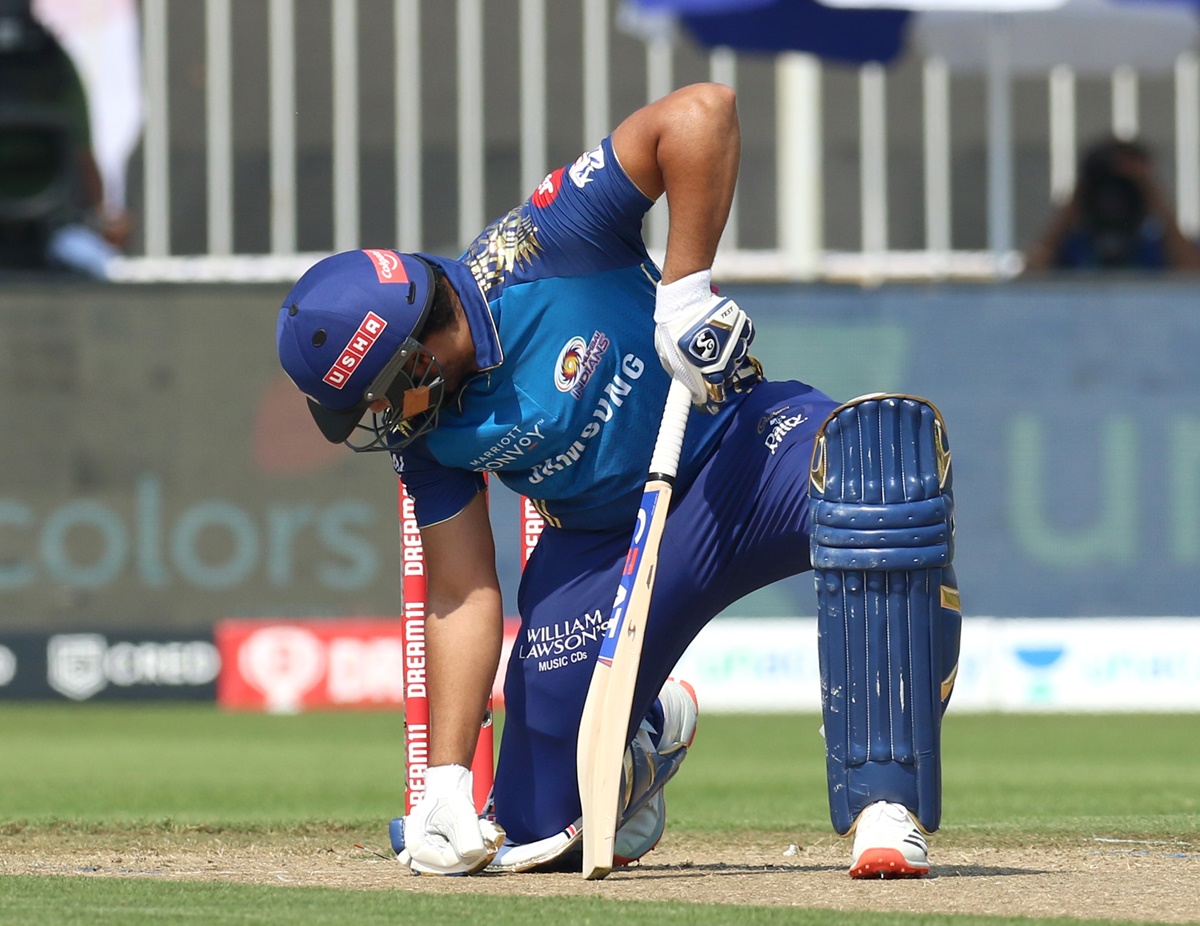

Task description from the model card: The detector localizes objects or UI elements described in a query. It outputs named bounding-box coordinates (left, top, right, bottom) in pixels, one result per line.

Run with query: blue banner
left=711, top=279, right=1200, bottom=618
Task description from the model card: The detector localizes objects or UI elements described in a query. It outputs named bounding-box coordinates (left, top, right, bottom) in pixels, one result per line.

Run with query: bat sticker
left=596, top=491, right=659, bottom=666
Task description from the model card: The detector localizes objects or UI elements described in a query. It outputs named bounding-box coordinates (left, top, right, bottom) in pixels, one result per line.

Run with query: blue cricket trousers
left=494, top=380, right=840, bottom=844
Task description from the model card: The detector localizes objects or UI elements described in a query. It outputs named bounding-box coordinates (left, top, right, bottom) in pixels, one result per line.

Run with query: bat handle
left=648, top=380, right=693, bottom=481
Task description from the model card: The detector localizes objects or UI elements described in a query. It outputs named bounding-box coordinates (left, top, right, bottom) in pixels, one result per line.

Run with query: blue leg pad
left=809, top=395, right=961, bottom=835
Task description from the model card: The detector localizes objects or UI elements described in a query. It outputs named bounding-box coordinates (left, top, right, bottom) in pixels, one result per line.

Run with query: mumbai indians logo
left=555, top=337, right=588, bottom=392
left=758, top=406, right=809, bottom=456
left=553, top=330, right=611, bottom=397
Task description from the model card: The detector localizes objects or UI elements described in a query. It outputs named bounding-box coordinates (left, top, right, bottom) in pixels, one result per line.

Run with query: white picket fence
left=109, top=0, right=1200, bottom=283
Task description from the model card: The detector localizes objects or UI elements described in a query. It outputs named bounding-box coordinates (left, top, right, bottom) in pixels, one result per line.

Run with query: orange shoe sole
left=849, top=847, right=930, bottom=879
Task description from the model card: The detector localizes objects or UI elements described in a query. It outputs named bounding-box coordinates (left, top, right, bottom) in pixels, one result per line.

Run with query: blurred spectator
left=0, top=0, right=125, bottom=276
left=1025, top=137, right=1200, bottom=273
left=33, top=0, right=142, bottom=248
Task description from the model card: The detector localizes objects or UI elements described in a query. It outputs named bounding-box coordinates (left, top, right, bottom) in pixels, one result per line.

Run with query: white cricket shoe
left=489, top=679, right=699, bottom=873
left=655, top=677, right=699, bottom=754
left=613, top=678, right=698, bottom=865
left=849, top=801, right=930, bottom=879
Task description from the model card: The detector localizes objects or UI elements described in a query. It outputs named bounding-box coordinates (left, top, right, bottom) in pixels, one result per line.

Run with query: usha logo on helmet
left=323, top=311, right=388, bottom=389
left=318, top=247, right=406, bottom=389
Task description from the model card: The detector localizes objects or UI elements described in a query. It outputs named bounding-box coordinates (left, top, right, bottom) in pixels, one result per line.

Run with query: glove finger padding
left=700, top=314, right=758, bottom=402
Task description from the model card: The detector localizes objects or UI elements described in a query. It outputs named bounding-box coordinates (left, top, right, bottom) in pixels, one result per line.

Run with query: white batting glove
left=654, top=270, right=761, bottom=413
left=397, top=765, right=505, bottom=875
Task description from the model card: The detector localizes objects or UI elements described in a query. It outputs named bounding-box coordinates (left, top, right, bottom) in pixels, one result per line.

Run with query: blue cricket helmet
left=276, top=249, right=445, bottom=450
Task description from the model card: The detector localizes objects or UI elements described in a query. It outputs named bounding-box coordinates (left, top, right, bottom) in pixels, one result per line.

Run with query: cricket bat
left=578, top=379, right=693, bottom=880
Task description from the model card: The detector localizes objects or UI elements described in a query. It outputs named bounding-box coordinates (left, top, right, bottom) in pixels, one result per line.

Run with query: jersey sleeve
left=538, top=134, right=655, bottom=265
left=391, top=440, right=486, bottom=528
left=463, top=134, right=657, bottom=293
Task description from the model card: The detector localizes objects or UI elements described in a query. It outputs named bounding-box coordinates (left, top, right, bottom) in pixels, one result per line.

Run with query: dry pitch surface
left=4, top=829, right=1198, bottom=923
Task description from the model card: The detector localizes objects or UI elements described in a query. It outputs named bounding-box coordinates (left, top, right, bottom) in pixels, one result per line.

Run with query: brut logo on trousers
left=763, top=411, right=809, bottom=455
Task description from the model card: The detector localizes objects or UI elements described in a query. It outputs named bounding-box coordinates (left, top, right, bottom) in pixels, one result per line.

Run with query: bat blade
left=577, top=380, right=691, bottom=881
left=578, top=476, right=674, bottom=880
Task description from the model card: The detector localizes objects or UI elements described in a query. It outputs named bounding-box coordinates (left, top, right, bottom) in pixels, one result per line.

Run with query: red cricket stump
left=398, top=482, right=546, bottom=816
left=398, top=480, right=494, bottom=814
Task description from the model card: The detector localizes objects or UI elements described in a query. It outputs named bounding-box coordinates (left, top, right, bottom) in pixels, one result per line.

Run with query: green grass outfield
left=1, top=706, right=1197, bottom=925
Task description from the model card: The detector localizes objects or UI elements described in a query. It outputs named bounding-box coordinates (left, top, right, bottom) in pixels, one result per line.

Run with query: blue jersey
left=1056, top=221, right=1169, bottom=269
left=392, top=136, right=743, bottom=531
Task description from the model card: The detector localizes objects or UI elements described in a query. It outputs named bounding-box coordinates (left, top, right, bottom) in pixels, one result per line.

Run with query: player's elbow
left=672, top=82, right=738, bottom=137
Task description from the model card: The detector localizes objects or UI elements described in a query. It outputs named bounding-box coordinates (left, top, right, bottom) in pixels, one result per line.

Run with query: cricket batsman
left=277, top=83, right=962, bottom=878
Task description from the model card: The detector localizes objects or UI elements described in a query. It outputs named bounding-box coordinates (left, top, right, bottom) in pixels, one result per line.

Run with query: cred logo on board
left=46, top=634, right=220, bottom=701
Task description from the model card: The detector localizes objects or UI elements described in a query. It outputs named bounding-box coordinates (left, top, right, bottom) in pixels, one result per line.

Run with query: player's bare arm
left=614, top=83, right=758, bottom=411
left=611, top=82, right=739, bottom=283
left=420, top=490, right=503, bottom=769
